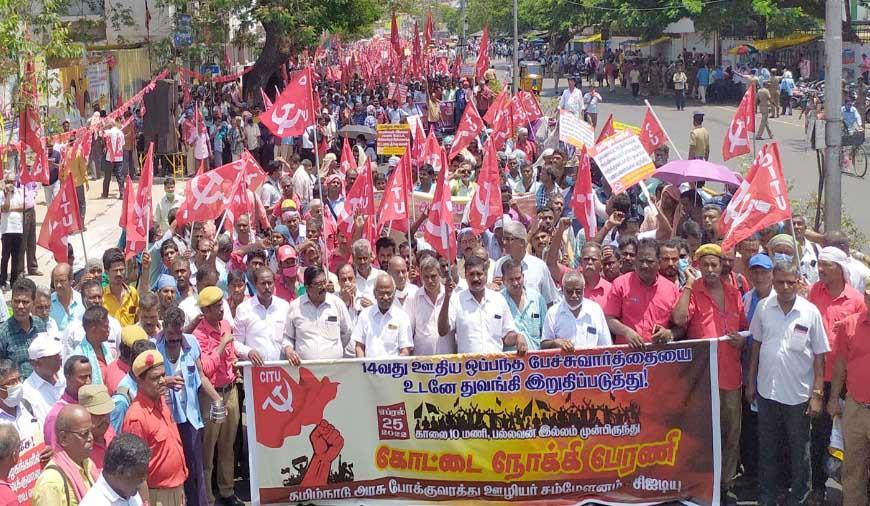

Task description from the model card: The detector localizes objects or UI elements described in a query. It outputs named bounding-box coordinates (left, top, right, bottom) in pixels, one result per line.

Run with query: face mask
left=565, top=176, right=575, bottom=187
left=678, top=258, right=690, bottom=272
left=165, top=192, right=175, bottom=202
left=567, top=300, right=584, bottom=311
left=2, top=384, right=22, bottom=407
left=282, top=266, right=298, bottom=278
left=773, top=252, right=793, bottom=264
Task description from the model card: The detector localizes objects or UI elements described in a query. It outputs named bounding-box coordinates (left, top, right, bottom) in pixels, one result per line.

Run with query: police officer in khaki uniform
left=768, top=72, right=781, bottom=118
left=688, top=112, right=710, bottom=160
left=757, top=85, right=774, bottom=139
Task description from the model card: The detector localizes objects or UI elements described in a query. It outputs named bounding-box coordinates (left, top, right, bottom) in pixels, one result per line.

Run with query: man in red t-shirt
left=672, top=243, right=749, bottom=502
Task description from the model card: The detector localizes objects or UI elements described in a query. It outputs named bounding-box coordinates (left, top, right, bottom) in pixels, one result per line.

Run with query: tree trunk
left=242, top=21, right=293, bottom=106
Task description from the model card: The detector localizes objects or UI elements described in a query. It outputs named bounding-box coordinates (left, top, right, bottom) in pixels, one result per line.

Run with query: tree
left=0, top=0, right=83, bottom=80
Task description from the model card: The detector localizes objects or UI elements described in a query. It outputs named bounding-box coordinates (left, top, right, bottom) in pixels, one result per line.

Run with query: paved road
left=495, top=60, right=870, bottom=240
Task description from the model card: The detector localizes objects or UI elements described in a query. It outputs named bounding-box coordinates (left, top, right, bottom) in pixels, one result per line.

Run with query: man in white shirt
left=66, top=279, right=121, bottom=360
left=22, top=333, right=65, bottom=426
left=292, top=160, right=315, bottom=210
left=494, top=221, right=559, bottom=305
left=233, top=268, right=291, bottom=366
left=284, top=267, right=354, bottom=363
left=823, top=231, right=870, bottom=292
left=405, top=257, right=454, bottom=356
left=102, top=120, right=126, bottom=199
left=353, top=239, right=384, bottom=301
left=80, top=432, right=148, bottom=506
left=438, top=255, right=526, bottom=355
left=387, top=256, right=418, bottom=306
left=353, top=275, right=413, bottom=358
left=558, top=75, right=583, bottom=118
left=0, top=359, right=40, bottom=445
left=746, top=261, right=830, bottom=506
left=541, top=271, right=612, bottom=351
left=153, top=178, right=182, bottom=234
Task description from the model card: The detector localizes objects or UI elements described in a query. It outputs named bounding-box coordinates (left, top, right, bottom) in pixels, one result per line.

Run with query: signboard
left=460, top=64, right=474, bottom=77
left=377, top=124, right=411, bottom=156
left=9, top=438, right=46, bottom=506
left=174, top=32, right=193, bottom=47
left=85, top=63, right=110, bottom=110
left=175, top=14, right=193, bottom=47
left=613, top=121, right=642, bottom=136
left=559, top=111, right=595, bottom=149
left=245, top=341, right=720, bottom=505
left=589, top=130, right=656, bottom=194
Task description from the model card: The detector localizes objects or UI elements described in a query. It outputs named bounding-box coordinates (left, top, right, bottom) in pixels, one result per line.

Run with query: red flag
left=119, top=175, right=133, bottom=228
left=488, top=93, right=514, bottom=150
left=19, top=59, right=49, bottom=185
left=467, top=140, right=502, bottom=235
left=483, top=87, right=508, bottom=126
left=251, top=366, right=338, bottom=448
left=639, top=106, right=668, bottom=154
left=422, top=147, right=456, bottom=259
left=260, top=88, right=273, bottom=109
left=510, top=93, right=529, bottom=130
left=424, top=10, right=434, bottom=48
left=411, top=121, right=426, bottom=167
left=412, top=21, right=422, bottom=79
left=719, top=142, right=791, bottom=251
left=223, top=172, right=251, bottom=232
left=377, top=157, right=410, bottom=230
left=596, top=114, right=615, bottom=145
left=518, top=91, right=543, bottom=123
left=390, top=15, right=402, bottom=62
left=37, top=176, right=82, bottom=263
left=449, top=101, right=485, bottom=160
left=722, top=85, right=756, bottom=161
left=421, top=128, right=445, bottom=174
left=259, top=67, right=315, bottom=138
left=475, top=26, right=490, bottom=81
left=338, top=160, right=376, bottom=240
left=177, top=152, right=266, bottom=226
left=451, top=53, right=462, bottom=79
left=339, top=137, right=357, bottom=175
left=125, top=143, right=155, bottom=260
left=570, top=149, right=598, bottom=238
left=322, top=204, right=338, bottom=267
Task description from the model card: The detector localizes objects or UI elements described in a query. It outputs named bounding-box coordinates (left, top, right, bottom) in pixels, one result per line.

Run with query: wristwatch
left=812, top=388, right=824, bottom=398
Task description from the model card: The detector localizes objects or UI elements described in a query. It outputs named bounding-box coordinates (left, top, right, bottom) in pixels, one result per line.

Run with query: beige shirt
left=284, top=293, right=353, bottom=361
left=688, top=127, right=710, bottom=160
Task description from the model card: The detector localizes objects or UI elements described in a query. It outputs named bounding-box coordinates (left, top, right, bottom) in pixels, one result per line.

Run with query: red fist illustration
left=301, top=420, right=344, bottom=486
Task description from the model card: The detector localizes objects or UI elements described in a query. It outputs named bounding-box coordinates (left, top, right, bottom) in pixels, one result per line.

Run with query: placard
left=377, top=124, right=411, bottom=156
left=559, top=111, right=595, bottom=149
left=588, top=130, right=656, bottom=194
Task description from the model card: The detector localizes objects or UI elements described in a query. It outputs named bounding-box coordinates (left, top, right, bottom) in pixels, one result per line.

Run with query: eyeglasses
left=61, top=428, right=94, bottom=440
left=564, top=288, right=584, bottom=295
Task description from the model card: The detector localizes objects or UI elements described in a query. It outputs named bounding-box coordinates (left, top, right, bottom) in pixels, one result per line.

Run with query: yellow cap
left=197, top=286, right=224, bottom=308
left=281, top=199, right=298, bottom=211
left=132, top=350, right=164, bottom=377
left=121, top=325, right=148, bottom=348
left=694, top=243, right=724, bottom=262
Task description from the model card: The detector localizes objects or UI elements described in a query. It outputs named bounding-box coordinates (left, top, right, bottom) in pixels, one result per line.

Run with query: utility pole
left=512, top=0, right=519, bottom=93
left=460, top=0, right=468, bottom=60
left=824, top=0, right=843, bottom=231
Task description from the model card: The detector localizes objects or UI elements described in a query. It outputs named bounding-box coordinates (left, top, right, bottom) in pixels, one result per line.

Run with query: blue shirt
left=50, top=292, right=84, bottom=332
left=779, top=78, right=795, bottom=96
left=73, top=338, right=114, bottom=385
left=501, top=288, right=546, bottom=350
left=843, top=106, right=862, bottom=130
left=696, top=68, right=710, bottom=87
left=156, top=333, right=205, bottom=430
left=110, top=374, right=138, bottom=433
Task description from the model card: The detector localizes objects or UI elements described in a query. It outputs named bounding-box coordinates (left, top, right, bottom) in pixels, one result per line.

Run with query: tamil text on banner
left=559, top=111, right=595, bottom=149
left=589, top=130, right=656, bottom=194
left=245, top=341, right=720, bottom=505
left=377, top=124, right=411, bottom=156
left=8, top=436, right=46, bottom=506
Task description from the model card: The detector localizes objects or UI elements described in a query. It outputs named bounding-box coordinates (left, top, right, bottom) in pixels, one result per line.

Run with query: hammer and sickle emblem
left=271, top=104, right=308, bottom=136
left=727, top=119, right=748, bottom=152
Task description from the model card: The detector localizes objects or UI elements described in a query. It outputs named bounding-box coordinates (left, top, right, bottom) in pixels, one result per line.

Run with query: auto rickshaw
left=520, top=61, right=544, bottom=94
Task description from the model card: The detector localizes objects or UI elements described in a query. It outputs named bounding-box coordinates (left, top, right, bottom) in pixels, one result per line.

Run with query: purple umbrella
left=653, top=159, right=741, bottom=186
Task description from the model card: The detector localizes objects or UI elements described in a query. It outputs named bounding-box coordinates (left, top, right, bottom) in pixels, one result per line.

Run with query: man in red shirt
left=192, top=287, right=241, bottom=506
left=0, top=424, right=19, bottom=505
left=828, top=278, right=870, bottom=506
left=605, top=238, right=682, bottom=348
left=807, top=246, right=866, bottom=500
left=672, top=243, right=748, bottom=504
left=122, top=349, right=188, bottom=505
left=579, top=243, right=611, bottom=307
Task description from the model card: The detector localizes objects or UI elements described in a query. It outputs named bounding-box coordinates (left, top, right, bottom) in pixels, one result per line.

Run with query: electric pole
left=512, top=0, right=519, bottom=93
left=824, top=0, right=843, bottom=231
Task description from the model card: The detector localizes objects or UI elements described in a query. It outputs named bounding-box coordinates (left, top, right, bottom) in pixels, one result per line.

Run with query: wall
left=107, top=0, right=174, bottom=44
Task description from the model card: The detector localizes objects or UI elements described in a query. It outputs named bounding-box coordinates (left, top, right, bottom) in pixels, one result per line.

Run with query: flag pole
left=307, top=67, right=328, bottom=274
left=644, top=100, right=682, bottom=160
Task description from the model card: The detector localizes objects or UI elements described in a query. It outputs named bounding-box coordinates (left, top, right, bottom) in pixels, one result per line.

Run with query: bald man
left=32, top=404, right=98, bottom=506
left=387, top=256, right=418, bottom=306
left=50, top=263, right=85, bottom=332
left=352, top=274, right=413, bottom=358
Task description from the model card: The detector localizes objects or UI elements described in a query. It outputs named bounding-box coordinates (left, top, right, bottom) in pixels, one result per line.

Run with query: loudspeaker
left=142, top=79, right=179, bottom=154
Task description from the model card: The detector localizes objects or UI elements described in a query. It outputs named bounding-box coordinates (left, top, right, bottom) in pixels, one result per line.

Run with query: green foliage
left=791, top=192, right=867, bottom=251
left=0, top=0, right=85, bottom=80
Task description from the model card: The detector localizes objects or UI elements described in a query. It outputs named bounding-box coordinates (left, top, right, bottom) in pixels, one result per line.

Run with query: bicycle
left=840, top=144, right=868, bottom=178
left=840, top=125, right=868, bottom=178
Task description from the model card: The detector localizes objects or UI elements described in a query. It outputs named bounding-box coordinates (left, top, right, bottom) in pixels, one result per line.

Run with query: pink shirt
left=604, top=273, right=679, bottom=345
left=584, top=276, right=612, bottom=308
left=43, top=391, right=76, bottom=449
left=193, top=319, right=238, bottom=388
left=808, top=282, right=866, bottom=381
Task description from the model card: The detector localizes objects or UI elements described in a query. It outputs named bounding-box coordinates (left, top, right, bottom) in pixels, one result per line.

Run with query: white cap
left=28, top=332, right=62, bottom=360
left=388, top=156, right=401, bottom=167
